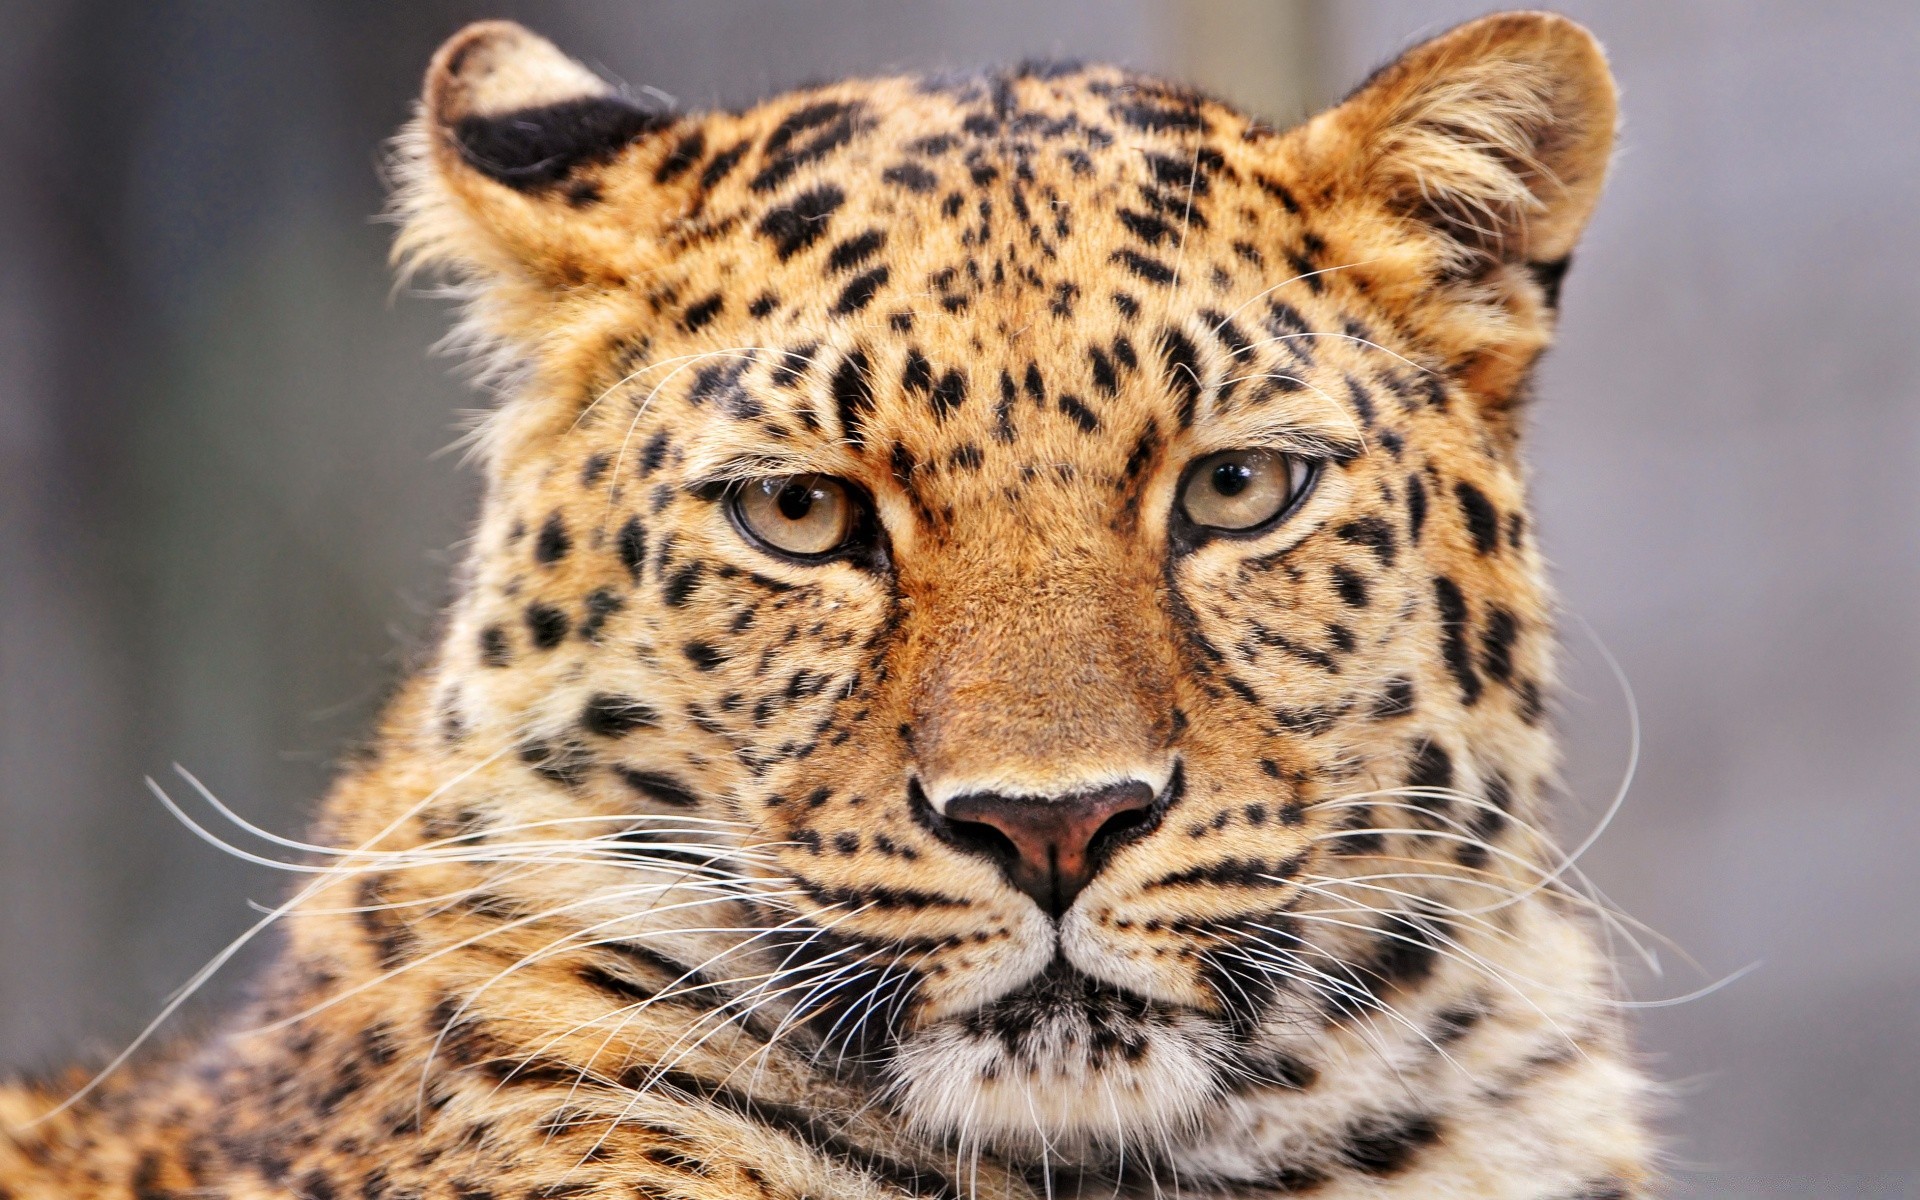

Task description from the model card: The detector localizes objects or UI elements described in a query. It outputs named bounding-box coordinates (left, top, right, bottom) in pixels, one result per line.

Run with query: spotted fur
left=2, top=13, right=1652, bottom=1198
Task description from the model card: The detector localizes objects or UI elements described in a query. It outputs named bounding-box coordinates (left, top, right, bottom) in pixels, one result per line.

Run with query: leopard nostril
left=923, top=779, right=1162, bottom=917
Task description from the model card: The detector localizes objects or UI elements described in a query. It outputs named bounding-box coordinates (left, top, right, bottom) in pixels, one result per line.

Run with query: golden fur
left=3, top=12, right=1651, bottom=1197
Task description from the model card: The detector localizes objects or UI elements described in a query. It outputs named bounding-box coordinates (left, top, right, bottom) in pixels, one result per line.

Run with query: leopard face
left=395, top=15, right=1615, bottom=1157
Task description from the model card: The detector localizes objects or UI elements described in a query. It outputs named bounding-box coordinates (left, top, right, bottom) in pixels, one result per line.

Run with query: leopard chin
left=885, top=962, right=1233, bottom=1154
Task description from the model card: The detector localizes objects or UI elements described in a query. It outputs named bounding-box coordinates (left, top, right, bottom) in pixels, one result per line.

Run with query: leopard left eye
left=1178, top=449, right=1314, bottom=533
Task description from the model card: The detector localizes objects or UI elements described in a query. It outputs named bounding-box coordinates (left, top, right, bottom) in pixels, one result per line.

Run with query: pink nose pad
left=939, top=780, right=1160, bottom=916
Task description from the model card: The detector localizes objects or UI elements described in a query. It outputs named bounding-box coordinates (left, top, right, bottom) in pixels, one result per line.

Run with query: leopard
left=0, top=11, right=1654, bottom=1198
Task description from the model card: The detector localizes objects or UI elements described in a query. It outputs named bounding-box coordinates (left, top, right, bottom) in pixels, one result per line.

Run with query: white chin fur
left=885, top=997, right=1229, bottom=1154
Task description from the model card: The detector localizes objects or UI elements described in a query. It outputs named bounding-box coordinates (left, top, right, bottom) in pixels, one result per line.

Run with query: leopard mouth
left=958, top=957, right=1169, bottom=1054
left=885, top=958, right=1233, bottom=1151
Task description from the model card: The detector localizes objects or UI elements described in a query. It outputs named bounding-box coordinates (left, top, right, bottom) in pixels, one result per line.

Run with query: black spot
left=698, top=138, right=750, bottom=189
left=1432, top=576, right=1481, bottom=705
left=682, top=292, right=724, bottom=333
left=1022, top=362, right=1046, bottom=404
left=1113, top=292, right=1141, bottom=319
left=833, top=266, right=889, bottom=314
left=1405, top=742, right=1453, bottom=819
left=534, top=514, right=571, bottom=565
left=1050, top=281, right=1079, bottom=318
left=1256, top=173, right=1301, bottom=213
left=750, top=100, right=864, bottom=192
left=1481, top=607, right=1519, bottom=682
left=640, top=430, right=672, bottom=474
left=583, top=694, right=659, bottom=737
left=949, top=444, right=984, bottom=470
left=478, top=625, right=510, bottom=667
left=1241, top=1048, right=1317, bottom=1091
left=451, top=96, right=668, bottom=191
left=654, top=129, right=706, bottom=183
left=1146, top=147, right=1221, bottom=191
left=1340, top=1112, right=1440, bottom=1175
left=747, top=292, right=779, bottom=319
left=687, top=358, right=758, bottom=418
left=1112, top=100, right=1207, bottom=134
left=526, top=603, right=569, bottom=649
left=931, top=369, right=967, bottom=419
left=1454, top=481, right=1500, bottom=554
left=664, top=562, right=704, bottom=607
left=994, top=371, right=1018, bottom=443
left=684, top=641, right=727, bottom=671
left=826, top=229, right=886, bottom=274
left=831, top=351, right=874, bottom=447
left=1372, top=677, right=1415, bottom=719
left=882, top=162, right=937, bottom=192
left=520, top=738, right=591, bottom=789
left=1517, top=678, right=1545, bottom=724
left=1406, top=473, right=1428, bottom=542
left=1358, top=915, right=1440, bottom=999
left=1529, top=255, right=1572, bottom=310
left=901, top=348, right=933, bottom=394
left=1331, top=565, right=1369, bottom=608
left=1112, top=249, right=1175, bottom=285
left=1346, top=375, right=1377, bottom=427
left=1335, top=516, right=1397, bottom=567
left=1122, top=423, right=1160, bottom=481
left=617, top=517, right=647, bottom=581
left=1088, top=346, right=1118, bottom=396
left=1156, top=327, right=1203, bottom=428
left=1430, top=1003, right=1484, bottom=1046
left=579, top=588, right=623, bottom=642
left=756, top=184, right=845, bottom=259
left=613, top=768, right=701, bottom=808
left=1057, top=394, right=1101, bottom=433
left=1116, top=208, right=1171, bottom=246
left=581, top=453, right=610, bottom=486
left=771, top=343, right=817, bottom=390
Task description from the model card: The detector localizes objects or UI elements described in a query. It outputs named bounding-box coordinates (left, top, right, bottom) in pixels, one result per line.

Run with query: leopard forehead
left=433, top=66, right=1486, bottom=707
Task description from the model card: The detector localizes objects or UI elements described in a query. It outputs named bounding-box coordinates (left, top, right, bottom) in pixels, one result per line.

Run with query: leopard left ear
left=1303, top=10, right=1616, bottom=277
left=391, top=21, right=680, bottom=300
left=1294, top=12, right=1615, bottom=435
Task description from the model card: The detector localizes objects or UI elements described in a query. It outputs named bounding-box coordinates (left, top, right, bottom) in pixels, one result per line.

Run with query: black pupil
left=1212, top=460, right=1253, bottom=497
left=776, top=483, right=817, bottom=521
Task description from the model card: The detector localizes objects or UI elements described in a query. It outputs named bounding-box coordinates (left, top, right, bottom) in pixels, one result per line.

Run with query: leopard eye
left=1179, top=449, right=1311, bottom=533
left=732, top=475, right=857, bottom=558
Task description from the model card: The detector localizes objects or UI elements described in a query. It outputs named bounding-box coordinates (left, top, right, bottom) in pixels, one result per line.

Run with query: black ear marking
left=1527, top=255, right=1572, bottom=310
left=453, top=96, right=671, bottom=192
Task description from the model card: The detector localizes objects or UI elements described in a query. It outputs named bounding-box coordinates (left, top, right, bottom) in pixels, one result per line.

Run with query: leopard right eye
left=730, top=475, right=858, bottom=559
left=1178, top=449, right=1315, bottom=535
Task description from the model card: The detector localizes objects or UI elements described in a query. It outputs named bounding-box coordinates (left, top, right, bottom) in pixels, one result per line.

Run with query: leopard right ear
left=390, top=21, right=685, bottom=302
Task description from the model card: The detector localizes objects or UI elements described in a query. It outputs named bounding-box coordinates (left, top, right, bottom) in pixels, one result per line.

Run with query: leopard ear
left=391, top=21, right=678, bottom=298
left=1303, top=11, right=1616, bottom=275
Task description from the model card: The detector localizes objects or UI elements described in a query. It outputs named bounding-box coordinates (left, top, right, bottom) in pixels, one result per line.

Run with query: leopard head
left=388, top=12, right=1615, bottom=1156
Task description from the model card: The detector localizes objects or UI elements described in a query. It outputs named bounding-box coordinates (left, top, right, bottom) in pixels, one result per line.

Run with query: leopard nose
left=928, top=780, right=1162, bottom=917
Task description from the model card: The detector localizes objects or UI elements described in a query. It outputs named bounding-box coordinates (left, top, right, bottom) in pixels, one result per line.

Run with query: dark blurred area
left=2, top=3, right=1914, bottom=1195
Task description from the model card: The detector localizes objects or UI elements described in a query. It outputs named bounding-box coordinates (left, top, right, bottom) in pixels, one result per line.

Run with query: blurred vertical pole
left=1156, top=0, right=1330, bottom=125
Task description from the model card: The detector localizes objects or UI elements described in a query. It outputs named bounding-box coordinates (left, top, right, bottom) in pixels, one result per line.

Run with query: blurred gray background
left=2, top=3, right=1914, bottom=1195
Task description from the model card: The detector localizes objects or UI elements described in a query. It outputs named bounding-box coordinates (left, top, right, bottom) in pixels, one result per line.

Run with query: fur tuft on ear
left=1305, top=11, right=1616, bottom=278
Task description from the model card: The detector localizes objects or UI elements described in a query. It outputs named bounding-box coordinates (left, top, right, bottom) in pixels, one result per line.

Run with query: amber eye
left=1179, top=449, right=1311, bottom=532
left=731, top=475, right=857, bottom=558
